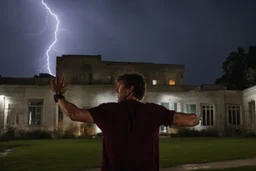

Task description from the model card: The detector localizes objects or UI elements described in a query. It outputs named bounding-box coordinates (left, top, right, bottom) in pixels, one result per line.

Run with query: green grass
left=159, top=137, right=256, bottom=167
left=0, top=137, right=256, bottom=171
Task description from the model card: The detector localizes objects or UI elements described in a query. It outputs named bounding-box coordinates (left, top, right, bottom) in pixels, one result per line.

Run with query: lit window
left=186, top=104, right=196, bottom=113
left=28, top=100, right=43, bottom=125
left=169, top=80, right=175, bottom=85
left=152, top=80, right=157, bottom=85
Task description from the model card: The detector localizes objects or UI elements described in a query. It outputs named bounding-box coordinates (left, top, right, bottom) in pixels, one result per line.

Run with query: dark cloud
left=1, top=0, right=256, bottom=84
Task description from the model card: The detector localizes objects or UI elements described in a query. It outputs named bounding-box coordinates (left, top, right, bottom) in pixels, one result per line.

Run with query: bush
left=19, top=130, right=52, bottom=139
left=171, top=128, right=219, bottom=137
left=61, top=125, right=77, bottom=139
left=0, top=126, right=18, bottom=141
left=0, top=128, right=52, bottom=140
left=224, top=127, right=244, bottom=137
left=243, top=132, right=256, bottom=137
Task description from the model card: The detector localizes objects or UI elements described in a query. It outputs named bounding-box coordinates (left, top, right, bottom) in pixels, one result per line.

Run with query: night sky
left=1, top=0, right=256, bottom=85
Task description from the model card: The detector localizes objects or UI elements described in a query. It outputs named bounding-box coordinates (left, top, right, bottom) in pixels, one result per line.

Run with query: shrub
left=243, top=131, right=256, bottom=137
left=0, top=126, right=18, bottom=141
left=171, top=128, right=219, bottom=137
left=19, top=130, right=52, bottom=139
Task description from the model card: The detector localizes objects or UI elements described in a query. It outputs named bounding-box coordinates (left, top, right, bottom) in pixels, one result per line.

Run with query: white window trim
left=200, top=103, right=215, bottom=127
left=226, top=104, right=242, bottom=126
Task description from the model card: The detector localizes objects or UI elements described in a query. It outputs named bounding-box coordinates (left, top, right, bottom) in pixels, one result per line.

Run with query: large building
left=0, top=54, right=256, bottom=136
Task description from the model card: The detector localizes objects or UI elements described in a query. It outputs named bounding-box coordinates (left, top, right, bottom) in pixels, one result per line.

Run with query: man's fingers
left=51, top=74, right=68, bottom=94
left=61, top=84, right=70, bottom=94
left=56, top=74, right=60, bottom=85
left=50, top=79, right=56, bottom=92
left=62, top=76, right=66, bottom=85
left=51, top=79, right=56, bottom=86
left=57, top=74, right=65, bottom=86
left=59, top=75, right=65, bottom=86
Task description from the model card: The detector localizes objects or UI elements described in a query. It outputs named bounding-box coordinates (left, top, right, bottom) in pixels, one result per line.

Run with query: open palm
left=51, top=74, right=70, bottom=94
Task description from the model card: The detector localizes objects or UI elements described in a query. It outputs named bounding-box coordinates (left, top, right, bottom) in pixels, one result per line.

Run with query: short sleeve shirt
left=88, top=99, right=175, bottom=171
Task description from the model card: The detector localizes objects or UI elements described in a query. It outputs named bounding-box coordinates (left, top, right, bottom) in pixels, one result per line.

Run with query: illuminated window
left=28, top=100, right=43, bottom=125
left=169, top=80, right=175, bottom=85
left=186, top=104, right=196, bottom=113
left=152, top=80, right=157, bottom=85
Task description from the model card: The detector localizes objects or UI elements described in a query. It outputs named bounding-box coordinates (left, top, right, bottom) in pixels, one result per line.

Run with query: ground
left=0, top=137, right=256, bottom=171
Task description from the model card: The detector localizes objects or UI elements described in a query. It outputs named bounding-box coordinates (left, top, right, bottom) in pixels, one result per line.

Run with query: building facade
left=0, top=55, right=255, bottom=136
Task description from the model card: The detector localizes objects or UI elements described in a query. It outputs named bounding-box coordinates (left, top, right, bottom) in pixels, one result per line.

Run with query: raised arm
left=172, top=112, right=199, bottom=127
left=51, top=74, right=94, bottom=123
left=57, top=98, right=94, bottom=123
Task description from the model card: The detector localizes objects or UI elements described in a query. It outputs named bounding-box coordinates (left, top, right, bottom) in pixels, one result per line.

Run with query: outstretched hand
left=51, top=74, right=70, bottom=94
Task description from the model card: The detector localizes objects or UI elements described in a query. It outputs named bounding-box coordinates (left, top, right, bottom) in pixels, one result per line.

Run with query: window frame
left=201, top=103, right=215, bottom=126
left=28, top=99, right=44, bottom=126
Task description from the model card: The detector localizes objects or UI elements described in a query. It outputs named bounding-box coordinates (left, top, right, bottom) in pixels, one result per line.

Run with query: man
left=51, top=73, right=199, bottom=171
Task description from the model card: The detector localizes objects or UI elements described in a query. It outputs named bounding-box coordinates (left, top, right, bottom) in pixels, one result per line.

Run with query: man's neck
left=128, top=96, right=139, bottom=101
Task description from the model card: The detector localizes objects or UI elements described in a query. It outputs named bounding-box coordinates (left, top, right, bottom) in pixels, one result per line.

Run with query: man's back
left=88, top=99, right=175, bottom=171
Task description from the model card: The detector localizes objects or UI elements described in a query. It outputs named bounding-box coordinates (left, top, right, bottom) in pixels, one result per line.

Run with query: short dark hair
left=117, top=73, right=146, bottom=100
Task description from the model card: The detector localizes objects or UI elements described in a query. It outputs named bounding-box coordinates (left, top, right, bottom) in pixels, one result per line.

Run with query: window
left=174, top=103, right=177, bottom=111
left=169, top=80, right=175, bottom=85
left=88, top=73, right=92, bottom=84
left=180, top=72, right=183, bottom=79
left=248, top=100, right=255, bottom=122
left=28, top=101, right=43, bottom=125
left=227, top=105, right=241, bottom=125
left=16, top=115, right=19, bottom=125
left=161, top=102, right=169, bottom=109
left=160, top=102, right=169, bottom=132
left=160, top=126, right=166, bottom=131
left=152, top=80, right=157, bottom=85
left=58, top=105, right=63, bottom=122
left=186, top=104, right=196, bottom=113
left=201, top=104, right=214, bottom=126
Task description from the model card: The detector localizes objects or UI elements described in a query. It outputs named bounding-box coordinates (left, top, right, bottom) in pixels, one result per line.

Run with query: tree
left=216, top=46, right=256, bottom=90
left=33, top=73, right=55, bottom=78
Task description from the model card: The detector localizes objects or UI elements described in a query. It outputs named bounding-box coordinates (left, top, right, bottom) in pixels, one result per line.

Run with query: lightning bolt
left=41, top=0, right=59, bottom=76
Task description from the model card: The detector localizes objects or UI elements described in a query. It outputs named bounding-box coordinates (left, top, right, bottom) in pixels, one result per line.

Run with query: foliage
left=33, top=73, right=55, bottom=78
left=0, top=126, right=16, bottom=141
left=171, top=128, right=219, bottom=137
left=0, top=128, right=52, bottom=141
left=62, top=124, right=77, bottom=138
left=216, top=46, right=256, bottom=90
left=19, top=130, right=52, bottom=139
left=243, top=131, right=256, bottom=137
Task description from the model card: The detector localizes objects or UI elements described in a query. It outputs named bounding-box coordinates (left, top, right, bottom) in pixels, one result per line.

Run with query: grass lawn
left=0, top=137, right=256, bottom=171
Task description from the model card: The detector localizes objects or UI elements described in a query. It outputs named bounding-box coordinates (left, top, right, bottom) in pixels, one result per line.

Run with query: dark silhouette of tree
left=216, top=46, right=256, bottom=90
left=33, top=73, right=55, bottom=78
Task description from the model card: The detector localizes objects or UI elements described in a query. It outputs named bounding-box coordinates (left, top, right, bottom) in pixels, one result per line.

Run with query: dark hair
left=117, top=72, right=146, bottom=100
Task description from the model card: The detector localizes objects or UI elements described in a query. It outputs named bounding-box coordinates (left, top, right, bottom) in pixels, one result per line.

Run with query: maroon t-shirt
left=88, top=99, right=175, bottom=171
